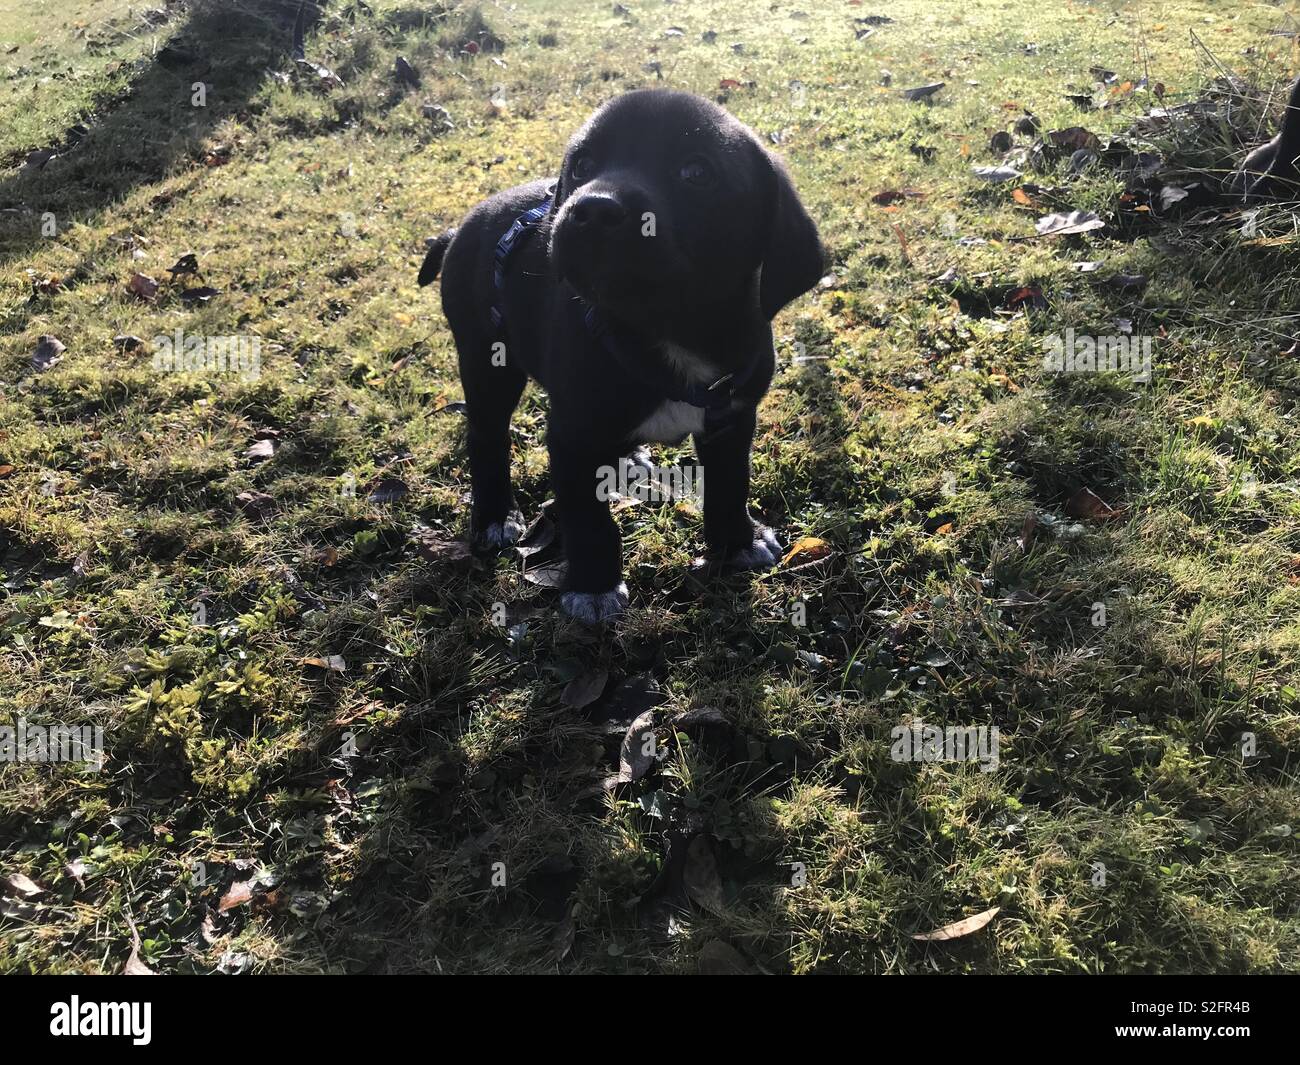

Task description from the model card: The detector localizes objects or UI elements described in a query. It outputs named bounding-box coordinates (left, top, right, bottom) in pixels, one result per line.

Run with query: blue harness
left=490, top=194, right=756, bottom=438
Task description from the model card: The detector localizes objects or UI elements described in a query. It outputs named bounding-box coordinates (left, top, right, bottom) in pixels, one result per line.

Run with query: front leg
left=694, top=407, right=782, bottom=569
left=549, top=432, right=628, bottom=622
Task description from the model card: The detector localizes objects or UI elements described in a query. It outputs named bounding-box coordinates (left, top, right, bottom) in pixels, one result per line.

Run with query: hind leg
left=458, top=337, right=528, bottom=550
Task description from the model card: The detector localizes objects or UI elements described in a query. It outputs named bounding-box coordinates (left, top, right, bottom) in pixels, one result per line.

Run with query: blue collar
left=491, top=195, right=758, bottom=436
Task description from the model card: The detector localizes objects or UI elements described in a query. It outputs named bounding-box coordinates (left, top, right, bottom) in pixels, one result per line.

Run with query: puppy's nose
left=569, top=192, right=629, bottom=230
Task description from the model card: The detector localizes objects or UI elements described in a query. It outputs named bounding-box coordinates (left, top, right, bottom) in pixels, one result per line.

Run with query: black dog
left=1227, top=76, right=1300, bottom=202
left=419, top=89, right=824, bottom=621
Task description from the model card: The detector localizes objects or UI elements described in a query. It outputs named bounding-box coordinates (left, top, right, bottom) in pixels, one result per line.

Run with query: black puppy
left=1227, top=76, right=1300, bottom=202
left=419, top=89, right=824, bottom=622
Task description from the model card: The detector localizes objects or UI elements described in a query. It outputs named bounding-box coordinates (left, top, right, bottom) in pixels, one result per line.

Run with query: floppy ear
left=759, top=152, right=825, bottom=319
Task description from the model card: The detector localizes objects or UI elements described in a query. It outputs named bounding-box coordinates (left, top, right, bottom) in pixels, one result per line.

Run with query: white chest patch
left=633, top=399, right=706, bottom=444
left=630, top=343, right=716, bottom=444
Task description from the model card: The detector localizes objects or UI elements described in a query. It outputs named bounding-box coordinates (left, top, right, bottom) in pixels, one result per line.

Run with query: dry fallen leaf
left=618, top=709, right=657, bottom=783
left=127, top=272, right=159, bottom=301
left=1035, top=210, right=1105, bottom=237
left=562, top=670, right=609, bottom=710
left=122, top=911, right=156, bottom=975
left=31, top=335, right=65, bottom=372
left=901, top=82, right=944, bottom=101
left=303, top=654, right=347, bottom=672
left=219, top=879, right=254, bottom=912
left=782, top=535, right=831, bottom=566
left=414, top=536, right=473, bottom=564
left=913, top=905, right=1000, bottom=941
left=1066, top=487, right=1121, bottom=521
left=1018, top=512, right=1039, bottom=552
left=673, top=706, right=727, bottom=729
left=972, top=165, right=1021, bottom=183
left=4, top=872, right=44, bottom=899
left=236, top=490, right=277, bottom=519
left=523, top=559, right=567, bottom=588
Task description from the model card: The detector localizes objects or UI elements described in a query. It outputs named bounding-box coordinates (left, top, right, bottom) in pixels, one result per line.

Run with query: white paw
left=560, top=584, right=629, bottom=623
left=725, top=526, right=782, bottom=570
left=477, top=513, right=525, bottom=550
left=622, top=447, right=654, bottom=477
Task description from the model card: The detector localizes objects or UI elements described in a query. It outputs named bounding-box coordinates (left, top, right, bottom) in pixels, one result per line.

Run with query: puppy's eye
left=678, top=156, right=714, bottom=186
left=569, top=154, right=595, bottom=184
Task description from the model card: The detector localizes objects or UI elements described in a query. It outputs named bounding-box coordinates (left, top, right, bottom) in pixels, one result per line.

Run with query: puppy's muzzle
left=554, top=186, right=658, bottom=297
left=567, top=191, right=630, bottom=232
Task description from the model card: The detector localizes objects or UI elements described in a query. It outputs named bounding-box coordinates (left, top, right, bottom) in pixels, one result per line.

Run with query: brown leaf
left=889, top=222, right=912, bottom=262
left=1018, top=512, right=1039, bottom=552
left=127, top=272, right=159, bottom=301
left=236, top=490, right=277, bottom=518
left=218, top=879, right=254, bottom=912
left=413, top=535, right=473, bottom=564
left=302, top=654, right=346, bottom=672
left=618, top=709, right=656, bottom=783
left=781, top=535, right=831, bottom=567
left=913, top=904, right=1000, bottom=941
left=122, top=949, right=156, bottom=975
left=122, top=911, right=156, bottom=975
left=1006, top=285, right=1046, bottom=310
left=1066, top=487, right=1120, bottom=521
left=1048, top=126, right=1099, bottom=152
left=562, top=670, right=609, bottom=710
left=872, top=187, right=924, bottom=205
left=4, top=872, right=45, bottom=899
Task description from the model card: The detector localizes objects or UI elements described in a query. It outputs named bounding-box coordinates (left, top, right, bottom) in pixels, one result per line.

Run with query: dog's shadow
left=279, top=352, right=881, bottom=972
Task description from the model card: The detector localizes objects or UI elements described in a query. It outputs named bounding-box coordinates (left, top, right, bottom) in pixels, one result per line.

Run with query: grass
left=1, top=0, right=1298, bottom=974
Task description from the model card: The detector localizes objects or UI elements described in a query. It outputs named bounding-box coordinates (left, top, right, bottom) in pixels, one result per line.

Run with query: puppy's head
left=548, top=89, right=824, bottom=330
